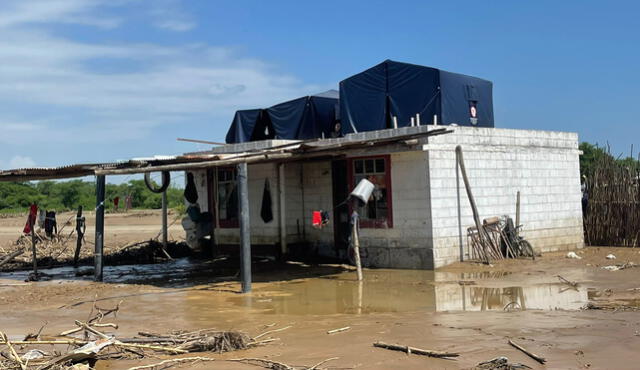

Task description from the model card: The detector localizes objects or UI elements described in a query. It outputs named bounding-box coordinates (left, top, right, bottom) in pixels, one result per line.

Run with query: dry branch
left=327, top=327, right=350, bottom=334
left=0, top=331, right=26, bottom=370
left=253, top=325, right=292, bottom=340
left=508, top=339, right=546, bottom=364
left=228, top=357, right=294, bottom=370
left=127, top=356, right=216, bottom=370
left=0, top=248, right=25, bottom=267
left=556, top=275, right=579, bottom=289
left=373, top=341, right=459, bottom=358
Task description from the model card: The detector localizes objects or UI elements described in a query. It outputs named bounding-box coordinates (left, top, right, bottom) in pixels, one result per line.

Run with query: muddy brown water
left=1, top=248, right=639, bottom=369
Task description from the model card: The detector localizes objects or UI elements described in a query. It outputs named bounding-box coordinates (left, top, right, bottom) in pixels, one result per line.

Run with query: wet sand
left=1, top=212, right=639, bottom=369
left=0, top=250, right=639, bottom=369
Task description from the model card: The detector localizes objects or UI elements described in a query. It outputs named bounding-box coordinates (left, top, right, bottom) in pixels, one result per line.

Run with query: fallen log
left=508, top=339, right=546, bottom=364
left=373, top=341, right=459, bottom=358
left=0, top=248, right=25, bottom=268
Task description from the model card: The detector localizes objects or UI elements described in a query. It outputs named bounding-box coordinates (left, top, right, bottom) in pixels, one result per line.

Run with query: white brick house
left=186, top=125, right=584, bottom=269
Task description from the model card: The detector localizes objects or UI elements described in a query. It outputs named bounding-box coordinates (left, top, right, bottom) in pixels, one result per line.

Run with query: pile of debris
left=0, top=301, right=281, bottom=370
left=0, top=239, right=191, bottom=272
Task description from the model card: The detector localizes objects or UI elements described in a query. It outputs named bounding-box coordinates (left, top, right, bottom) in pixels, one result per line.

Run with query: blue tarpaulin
left=340, top=60, right=493, bottom=134
left=225, top=90, right=339, bottom=143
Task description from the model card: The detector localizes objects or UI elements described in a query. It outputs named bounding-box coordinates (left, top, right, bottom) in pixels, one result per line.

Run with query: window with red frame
left=217, top=167, right=238, bottom=228
left=348, top=156, right=392, bottom=228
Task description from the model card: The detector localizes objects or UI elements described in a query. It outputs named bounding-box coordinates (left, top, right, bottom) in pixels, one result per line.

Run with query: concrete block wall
left=425, top=126, right=584, bottom=268
left=354, top=151, right=433, bottom=268
left=189, top=163, right=281, bottom=245
left=300, top=161, right=335, bottom=252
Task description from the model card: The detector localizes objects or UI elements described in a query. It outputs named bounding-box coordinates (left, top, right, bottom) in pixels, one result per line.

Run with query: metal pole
left=237, top=162, right=251, bottom=293
left=161, top=189, right=168, bottom=248
left=94, top=175, right=105, bottom=282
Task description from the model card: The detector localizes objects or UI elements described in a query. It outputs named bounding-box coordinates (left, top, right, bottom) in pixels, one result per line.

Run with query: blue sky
left=1, top=0, right=639, bottom=175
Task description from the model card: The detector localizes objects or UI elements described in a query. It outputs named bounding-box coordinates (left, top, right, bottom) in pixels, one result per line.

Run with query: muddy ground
left=1, top=212, right=640, bottom=369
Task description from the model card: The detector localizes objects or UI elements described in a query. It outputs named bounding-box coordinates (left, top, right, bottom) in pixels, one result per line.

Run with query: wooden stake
left=515, top=191, right=521, bottom=234
left=73, top=205, right=84, bottom=268
left=30, top=216, right=38, bottom=277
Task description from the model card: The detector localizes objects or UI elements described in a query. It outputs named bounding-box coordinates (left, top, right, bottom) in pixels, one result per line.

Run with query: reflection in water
left=223, top=271, right=588, bottom=315
left=0, top=258, right=589, bottom=316
left=225, top=273, right=437, bottom=315
left=435, top=284, right=588, bottom=311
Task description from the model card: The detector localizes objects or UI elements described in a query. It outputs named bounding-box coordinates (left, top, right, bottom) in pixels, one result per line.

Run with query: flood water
left=0, top=257, right=590, bottom=318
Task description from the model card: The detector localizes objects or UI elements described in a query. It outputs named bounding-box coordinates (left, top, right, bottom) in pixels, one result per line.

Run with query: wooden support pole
left=94, top=174, right=105, bottom=282
left=515, top=191, right=521, bottom=235
left=455, top=146, right=489, bottom=263
left=352, top=211, right=363, bottom=281
left=237, top=162, right=251, bottom=293
left=161, top=189, right=168, bottom=248
left=456, top=149, right=464, bottom=262
left=278, top=163, right=287, bottom=257
left=73, top=205, right=84, bottom=268
left=30, top=216, right=37, bottom=276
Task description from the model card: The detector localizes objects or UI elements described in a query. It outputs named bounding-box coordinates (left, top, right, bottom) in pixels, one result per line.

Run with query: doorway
left=331, top=159, right=350, bottom=256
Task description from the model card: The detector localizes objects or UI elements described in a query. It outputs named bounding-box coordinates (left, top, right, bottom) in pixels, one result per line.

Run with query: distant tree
left=0, top=177, right=185, bottom=213
left=579, top=142, right=608, bottom=179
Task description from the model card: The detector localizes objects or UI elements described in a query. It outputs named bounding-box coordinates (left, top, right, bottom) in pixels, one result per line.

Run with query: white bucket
left=350, top=178, right=375, bottom=205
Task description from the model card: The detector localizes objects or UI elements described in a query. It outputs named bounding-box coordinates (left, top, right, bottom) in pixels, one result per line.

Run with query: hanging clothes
left=260, top=178, right=273, bottom=223
left=44, top=211, right=57, bottom=237
left=23, top=204, right=38, bottom=234
left=184, top=172, right=199, bottom=204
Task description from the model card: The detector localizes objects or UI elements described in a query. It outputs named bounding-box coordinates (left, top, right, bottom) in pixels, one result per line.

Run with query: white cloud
left=148, top=0, right=196, bottom=31
left=0, top=0, right=122, bottom=29
left=0, top=0, right=329, bottom=149
left=8, top=155, right=37, bottom=169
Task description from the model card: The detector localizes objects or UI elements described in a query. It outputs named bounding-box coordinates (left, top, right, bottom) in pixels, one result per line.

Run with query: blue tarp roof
left=225, top=60, right=494, bottom=143
left=339, top=60, right=494, bottom=134
left=225, top=90, right=339, bottom=143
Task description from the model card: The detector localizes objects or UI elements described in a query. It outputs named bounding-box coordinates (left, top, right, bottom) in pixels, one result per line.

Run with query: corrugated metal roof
left=0, top=126, right=452, bottom=181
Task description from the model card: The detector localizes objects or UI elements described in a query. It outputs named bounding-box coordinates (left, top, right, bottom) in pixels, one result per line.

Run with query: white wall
left=425, top=126, right=584, bottom=268
left=353, top=151, right=433, bottom=268
left=186, top=125, right=583, bottom=270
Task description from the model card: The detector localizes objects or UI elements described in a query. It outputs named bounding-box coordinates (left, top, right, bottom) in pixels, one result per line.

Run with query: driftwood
left=127, top=356, right=216, bottom=370
left=0, top=331, right=26, bottom=370
left=0, top=248, right=25, bottom=268
left=253, top=325, right=291, bottom=340
left=327, top=326, right=350, bottom=334
left=557, top=275, right=579, bottom=290
left=373, top=341, right=459, bottom=358
left=508, top=339, right=546, bottom=364
left=228, top=357, right=295, bottom=370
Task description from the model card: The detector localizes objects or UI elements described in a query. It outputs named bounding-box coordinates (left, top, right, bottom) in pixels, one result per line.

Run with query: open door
left=332, top=160, right=350, bottom=256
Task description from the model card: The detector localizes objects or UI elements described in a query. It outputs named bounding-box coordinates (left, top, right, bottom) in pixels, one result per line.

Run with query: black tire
left=520, top=239, right=535, bottom=260
left=144, top=171, right=170, bottom=193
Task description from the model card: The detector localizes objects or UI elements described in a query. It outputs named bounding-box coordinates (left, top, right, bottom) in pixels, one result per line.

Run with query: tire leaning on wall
left=144, top=171, right=171, bottom=193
